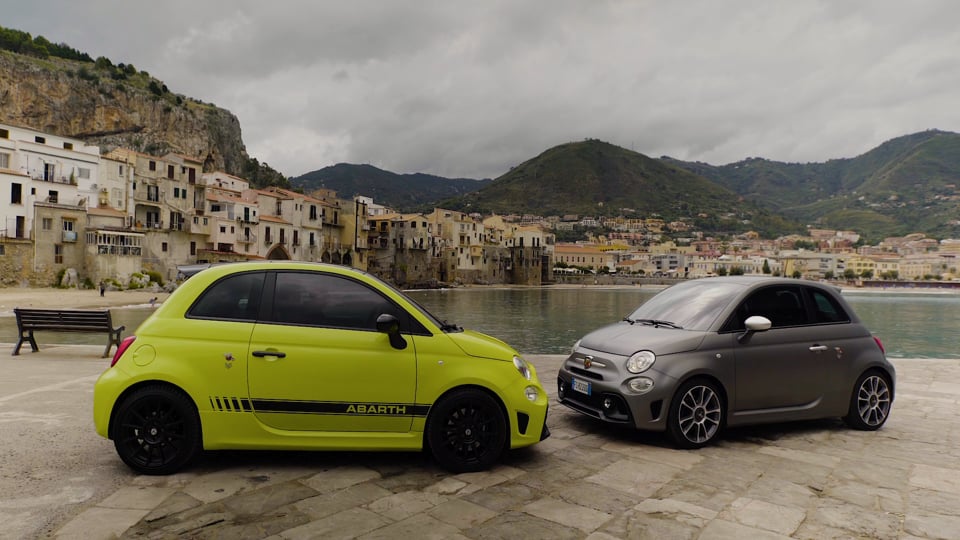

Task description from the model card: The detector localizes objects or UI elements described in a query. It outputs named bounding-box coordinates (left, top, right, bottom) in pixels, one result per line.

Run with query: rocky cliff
left=0, top=50, right=247, bottom=176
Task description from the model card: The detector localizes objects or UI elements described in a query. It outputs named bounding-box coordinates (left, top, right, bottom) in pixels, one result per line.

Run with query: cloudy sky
left=5, top=1, right=959, bottom=179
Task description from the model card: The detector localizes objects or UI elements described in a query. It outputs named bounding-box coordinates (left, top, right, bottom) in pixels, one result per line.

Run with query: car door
left=727, top=285, right=829, bottom=413
left=247, top=270, right=418, bottom=433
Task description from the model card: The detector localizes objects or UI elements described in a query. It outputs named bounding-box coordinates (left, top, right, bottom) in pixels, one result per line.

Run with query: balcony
left=62, top=230, right=78, bottom=242
left=238, top=231, right=257, bottom=244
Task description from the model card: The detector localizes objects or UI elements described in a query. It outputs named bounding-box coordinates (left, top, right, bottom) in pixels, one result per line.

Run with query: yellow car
left=94, top=262, right=549, bottom=475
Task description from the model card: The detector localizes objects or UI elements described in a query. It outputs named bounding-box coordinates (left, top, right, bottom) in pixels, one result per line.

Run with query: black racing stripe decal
left=209, top=397, right=253, bottom=412
left=249, top=399, right=431, bottom=417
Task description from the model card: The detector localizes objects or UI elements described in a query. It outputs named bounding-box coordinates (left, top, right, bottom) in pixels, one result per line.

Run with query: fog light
left=525, top=386, right=539, bottom=402
left=558, top=381, right=566, bottom=399
left=628, top=377, right=655, bottom=394
left=603, top=397, right=613, bottom=409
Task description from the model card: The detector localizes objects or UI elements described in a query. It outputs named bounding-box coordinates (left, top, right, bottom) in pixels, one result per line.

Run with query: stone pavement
left=46, top=355, right=960, bottom=539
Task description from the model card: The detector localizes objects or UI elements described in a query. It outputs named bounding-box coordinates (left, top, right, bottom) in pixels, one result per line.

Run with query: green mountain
left=440, top=139, right=802, bottom=237
left=665, top=130, right=960, bottom=240
left=290, top=164, right=491, bottom=209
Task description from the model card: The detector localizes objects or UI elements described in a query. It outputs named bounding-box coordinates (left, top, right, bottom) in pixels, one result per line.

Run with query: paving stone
left=907, top=487, right=960, bottom=516
left=465, top=510, right=582, bottom=540
left=142, top=491, right=203, bottom=522
left=98, top=486, right=177, bottom=510
left=741, top=477, right=817, bottom=508
left=720, top=496, right=805, bottom=536
left=366, top=489, right=447, bottom=521
left=555, top=479, right=645, bottom=515
left=651, top=477, right=739, bottom=512
left=277, top=507, right=391, bottom=540
left=600, top=506, right=699, bottom=539
left=464, top=482, right=541, bottom=512
left=804, top=496, right=902, bottom=539
left=172, top=509, right=310, bottom=540
left=699, top=519, right=793, bottom=539
left=454, top=464, right=525, bottom=489
left=904, top=512, right=960, bottom=540
left=822, top=479, right=904, bottom=513
left=357, top=513, right=468, bottom=540
left=182, top=471, right=262, bottom=503
left=221, top=481, right=319, bottom=516
left=293, top=482, right=393, bottom=520
left=299, top=465, right=381, bottom=493
left=601, top=440, right=704, bottom=470
left=55, top=507, right=150, bottom=540
left=427, top=498, right=499, bottom=529
left=522, top=496, right=613, bottom=533
left=909, top=463, right=960, bottom=495
left=586, top=458, right=680, bottom=498
left=757, top=445, right=842, bottom=469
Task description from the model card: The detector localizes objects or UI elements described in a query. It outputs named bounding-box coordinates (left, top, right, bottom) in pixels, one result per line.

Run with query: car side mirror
left=737, top=315, right=772, bottom=343
left=376, top=314, right=407, bottom=350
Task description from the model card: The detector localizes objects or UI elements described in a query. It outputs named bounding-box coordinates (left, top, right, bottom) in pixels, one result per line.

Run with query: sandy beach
left=0, top=288, right=168, bottom=314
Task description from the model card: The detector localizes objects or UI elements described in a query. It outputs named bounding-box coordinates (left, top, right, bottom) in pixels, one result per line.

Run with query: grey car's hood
left=580, top=322, right=708, bottom=356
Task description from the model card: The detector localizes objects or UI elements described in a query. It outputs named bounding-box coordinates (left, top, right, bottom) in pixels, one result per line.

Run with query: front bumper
left=556, top=367, right=673, bottom=432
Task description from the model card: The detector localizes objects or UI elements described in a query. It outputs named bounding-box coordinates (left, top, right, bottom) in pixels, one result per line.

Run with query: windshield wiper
left=439, top=320, right=463, bottom=332
left=633, top=318, right=683, bottom=329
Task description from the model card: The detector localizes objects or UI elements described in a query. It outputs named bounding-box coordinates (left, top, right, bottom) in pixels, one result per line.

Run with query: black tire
left=426, top=388, right=507, bottom=473
left=843, top=370, right=892, bottom=430
left=666, top=378, right=725, bottom=449
left=112, top=385, right=201, bottom=475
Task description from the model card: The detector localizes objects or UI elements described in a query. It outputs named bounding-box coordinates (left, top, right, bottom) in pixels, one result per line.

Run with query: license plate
left=571, top=378, right=591, bottom=395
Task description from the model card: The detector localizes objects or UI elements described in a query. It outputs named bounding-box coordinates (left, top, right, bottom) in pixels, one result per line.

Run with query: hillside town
left=2, top=121, right=959, bottom=290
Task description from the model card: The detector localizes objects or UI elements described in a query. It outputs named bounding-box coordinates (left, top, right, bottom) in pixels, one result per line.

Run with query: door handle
left=252, top=350, right=286, bottom=358
left=808, top=345, right=828, bottom=353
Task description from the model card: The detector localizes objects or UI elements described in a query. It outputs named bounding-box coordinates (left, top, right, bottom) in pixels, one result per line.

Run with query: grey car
left=556, top=276, right=894, bottom=448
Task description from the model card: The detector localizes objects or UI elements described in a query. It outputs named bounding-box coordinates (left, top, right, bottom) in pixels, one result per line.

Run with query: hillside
left=440, top=139, right=802, bottom=237
left=0, top=29, right=286, bottom=187
left=665, top=130, right=960, bottom=239
left=290, top=163, right=491, bottom=209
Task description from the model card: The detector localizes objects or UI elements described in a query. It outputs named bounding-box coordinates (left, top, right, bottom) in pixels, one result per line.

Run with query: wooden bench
left=13, top=308, right=126, bottom=358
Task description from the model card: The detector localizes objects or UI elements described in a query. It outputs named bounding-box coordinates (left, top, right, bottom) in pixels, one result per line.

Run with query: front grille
left=569, top=366, right=603, bottom=381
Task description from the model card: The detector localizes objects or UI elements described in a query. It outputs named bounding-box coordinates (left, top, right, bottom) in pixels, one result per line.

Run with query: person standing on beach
left=99, top=281, right=105, bottom=297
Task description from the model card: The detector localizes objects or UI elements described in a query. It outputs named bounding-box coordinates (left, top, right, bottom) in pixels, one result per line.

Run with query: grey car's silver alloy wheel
left=668, top=379, right=723, bottom=448
left=845, top=371, right=892, bottom=430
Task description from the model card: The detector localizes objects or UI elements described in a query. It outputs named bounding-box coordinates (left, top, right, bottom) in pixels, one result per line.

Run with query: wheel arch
left=422, top=383, right=511, bottom=452
left=672, top=373, right=730, bottom=415
left=107, top=380, right=201, bottom=440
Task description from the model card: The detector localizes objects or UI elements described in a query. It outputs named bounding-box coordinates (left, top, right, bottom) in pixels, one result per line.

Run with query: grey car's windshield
left=626, top=280, right=744, bottom=331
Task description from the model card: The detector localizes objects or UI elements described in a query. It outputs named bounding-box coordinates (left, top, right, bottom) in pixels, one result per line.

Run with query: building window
left=35, top=136, right=46, bottom=144
left=167, top=165, right=175, bottom=179
left=62, top=219, right=75, bottom=232
left=190, top=241, right=196, bottom=256
left=48, top=190, right=59, bottom=203
left=119, top=165, right=124, bottom=175
left=54, top=245, right=63, bottom=264
left=162, top=242, right=168, bottom=252
left=11, top=183, right=21, bottom=204
left=0, top=128, right=8, bottom=138
left=149, top=160, right=156, bottom=171
left=0, top=152, right=9, bottom=169
left=77, top=167, right=90, bottom=179
left=63, top=142, right=73, bottom=150
left=42, top=218, right=52, bottom=230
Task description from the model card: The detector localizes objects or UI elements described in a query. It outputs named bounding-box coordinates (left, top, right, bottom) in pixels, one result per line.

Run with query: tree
left=792, top=270, right=802, bottom=278
left=824, top=271, right=835, bottom=280
left=860, top=270, right=874, bottom=279
left=730, top=266, right=745, bottom=276
left=762, top=259, right=771, bottom=274
left=716, top=267, right=728, bottom=276
left=843, top=269, right=857, bottom=280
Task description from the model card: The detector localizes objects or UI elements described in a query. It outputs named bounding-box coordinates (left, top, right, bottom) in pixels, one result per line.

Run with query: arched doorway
left=267, top=246, right=291, bottom=260
left=342, top=252, right=352, bottom=267
left=321, top=251, right=332, bottom=263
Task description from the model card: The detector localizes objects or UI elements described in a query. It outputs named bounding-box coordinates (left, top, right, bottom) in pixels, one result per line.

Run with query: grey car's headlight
left=626, top=350, right=656, bottom=374
left=513, top=356, right=532, bottom=380
left=570, top=339, right=581, bottom=354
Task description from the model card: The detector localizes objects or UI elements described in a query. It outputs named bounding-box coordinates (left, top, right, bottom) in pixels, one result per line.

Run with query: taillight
left=111, top=336, right=137, bottom=367
left=873, top=336, right=885, bottom=354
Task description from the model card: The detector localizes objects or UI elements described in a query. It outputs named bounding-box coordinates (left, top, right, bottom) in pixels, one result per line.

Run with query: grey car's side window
left=729, top=285, right=809, bottom=330
left=188, top=272, right=265, bottom=321
left=269, top=271, right=410, bottom=331
left=807, top=288, right=851, bottom=324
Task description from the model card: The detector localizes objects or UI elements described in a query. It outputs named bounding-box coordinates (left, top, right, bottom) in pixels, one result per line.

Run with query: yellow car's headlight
left=513, top=355, right=532, bottom=380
